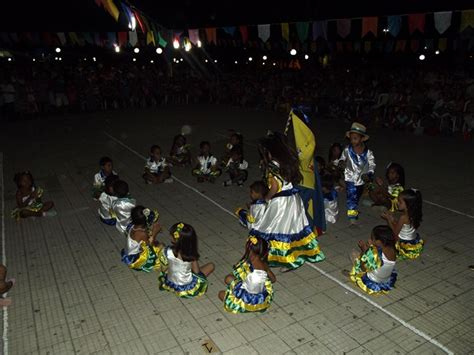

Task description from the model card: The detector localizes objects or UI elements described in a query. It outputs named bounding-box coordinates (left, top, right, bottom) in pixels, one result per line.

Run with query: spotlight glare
left=197, top=40, right=202, bottom=48
left=133, top=47, right=139, bottom=54
left=290, top=49, right=297, bottom=56
left=7, top=57, right=12, bottom=62
left=205, top=59, right=208, bottom=63
left=180, top=58, right=184, bottom=62
left=150, top=60, right=154, bottom=63
left=55, top=47, right=61, bottom=53
left=83, top=58, right=87, bottom=61
left=59, top=57, right=62, bottom=61
left=262, top=62, right=265, bottom=65
left=133, top=57, right=137, bottom=62
left=92, top=57, right=96, bottom=62
left=262, top=55, right=267, bottom=60
left=435, top=50, right=440, bottom=55
left=304, top=54, right=309, bottom=60
left=234, top=60, right=238, bottom=64
left=173, top=39, right=180, bottom=49
left=114, top=46, right=120, bottom=53
left=32, top=58, right=36, bottom=62
left=214, top=59, right=218, bottom=63
left=248, top=57, right=253, bottom=61
left=419, top=54, right=425, bottom=61
left=272, top=62, right=276, bottom=66
left=156, top=47, right=163, bottom=54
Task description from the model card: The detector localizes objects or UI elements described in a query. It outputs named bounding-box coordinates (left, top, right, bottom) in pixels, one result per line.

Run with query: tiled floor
left=1, top=105, right=473, bottom=354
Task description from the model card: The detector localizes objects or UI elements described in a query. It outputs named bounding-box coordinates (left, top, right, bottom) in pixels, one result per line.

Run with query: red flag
left=239, top=26, right=248, bottom=44
left=408, top=14, right=426, bottom=34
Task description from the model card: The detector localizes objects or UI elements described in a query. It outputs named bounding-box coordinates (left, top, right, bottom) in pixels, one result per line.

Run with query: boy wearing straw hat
left=338, top=122, right=376, bottom=223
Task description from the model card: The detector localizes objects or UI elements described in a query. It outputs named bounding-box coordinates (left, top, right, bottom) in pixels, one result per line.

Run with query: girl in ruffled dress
left=219, top=236, right=276, bottom=313
left=370, top=162, right=405, bottom=212
left=158, top=223, right=215, bottom=298
left=168, top=134, right=191, bottom=167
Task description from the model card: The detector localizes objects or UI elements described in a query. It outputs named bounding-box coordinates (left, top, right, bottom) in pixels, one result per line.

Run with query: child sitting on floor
left=236, top=181, right=268, bottom=230
left=0, top=264, right=15, bottom=307
left=168, top=134, right=191, bottom=167
left=221, top=131, right=244, bottom=166
left=143, top=145, right=173, bottom=184
left=321, top=173, right=339, bottom=224
left=93, top=156, right=117, bottom=199
left=192, top=141, right=221, bottom=183
left=158, top=223, right=215, bottom=298
left=98, top=174, right=120, bottom=225
left=11, top=171, right=55, bottom=220
left=219, top=236, right=276, bottom=313
left=369, top=162, right=405, bottom=212
left=111, top=180, right=136, bottom=235
left=349, top=225, right=397, bottom=295
left=121, top=206, right=164, bottom=272
left=223, top=147, right=249, bottom=187
left=382, top=188, right=424, bottom=260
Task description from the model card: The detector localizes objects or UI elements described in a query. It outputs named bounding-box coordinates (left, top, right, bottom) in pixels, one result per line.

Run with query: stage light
left=435, top=50, right=440, bottom=55
left=150, top=60, right=154, bottom=63
left=59, top=57, right=62, bottom=61
left=262, top=62, right=265, bottom=65
left=7, top=58, right=12, bottom=62
left=54, top=57, right=58, bottom=61
left=133, top=57, right=137, bottom=62
left=205, top=59, right=208, bottom=63
left=419, top=54, right=425, bottom=61
left=383, top=28, right=389, bottom=33
left=93, top=57, right=96, bottom=62
left=184, top=42, right=191, bottom=52
left=248, top=57, right=253, bottom=61
left=304, top=54, right=309, bottom=60
left=114, top=45, right=120, bottom=53
left=262, top=55, right=267, bottom=60
left=234, top=60, right=238, bottom=64
left=173, top=39, right=180, bottom=49
left=156, top=47, right=163, bottom=54
left=180, top=58, right=184, bottom=62
left=133, top=48, right=140, bottom=54
left=55, top=47, right=61, bottom=53
left=32, top=58, right=36, bottom=62
left=272, top=62, right=276, bottom=66
left=197, top=40, right=202, bottom=48
left=83, top=58, right=87, bottom=61
left=424, top=46, right=427, bottom=50
left=214, top=59, right=218, bottom=63
left=290, top=49, right=297, bottom=56
left=128, top=15, right=136, bottom=31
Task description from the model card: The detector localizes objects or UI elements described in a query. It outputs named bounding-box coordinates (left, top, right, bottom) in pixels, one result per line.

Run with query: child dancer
left=221, top=131, right=244, bottom=166
left=339, top=123, right=376, bottom=222
left=0, top=264, right=15, bottom=307
left=219, top=236, right=276, bottom=313
left=369, top=162, right=405, bottom=212
left=223, top=147, right=249, bottom=187
left=192, top=141, right=221, bottom=183
left=98, top=174, right=119, bottom=225
left=382, top=189, right=424, bottom=260
left=158, top=223, right=215, bottom=298
left=111, top=180, right=136, bottom=235
left=93, top=156, right=117, bottom=199
left=11, top=171, right=55, bottom=220
left=321, top=174, right=338, bottom=224
left=168, top=134, right=191, bottom=167
left=349, top=225, right=397, bottom=295
left=121, top=206, right=164, bottom=272
left=143, top=145, right=173, bottom=184
left=236, top=181, right=268, bottom=230
left=251, top=133, right=325, bottom=270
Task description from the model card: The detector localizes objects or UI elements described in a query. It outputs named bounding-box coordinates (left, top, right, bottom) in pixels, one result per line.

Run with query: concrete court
left=0, top=105, right=473, bottom=354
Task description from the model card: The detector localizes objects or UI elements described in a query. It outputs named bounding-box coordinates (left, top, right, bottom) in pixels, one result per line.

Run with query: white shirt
left=367, top=252, right=395, bottom=284
left=197, top=155, right=218, bottom=174
left=125, top=227, right=142, bottom=255
left=93, top=170, right=117, bottom=188
left=165, top=248, right=192, bottom=285
left=112, top=197, right=136, bottom=234
left=399, top=224, right=417, bottom=241
left=98, top=192, right=117, bottom=220
left=241, top=269, right=268, bottom=294
left=145, top=157, right=167, bottom=174
left=226, top=158, right=248, bottom=170
left=339, top=146, right=376, bottom=186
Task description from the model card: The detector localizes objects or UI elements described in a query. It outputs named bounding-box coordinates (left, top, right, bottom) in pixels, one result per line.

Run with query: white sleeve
left=239, top=160, right=249, bottom=170
left=210, top=156, right=217, bottom=166
left=339, top=148, right=348, bottom=161
left=93, top=173, right=102, bottom=187
left=145, top=159, right=152, bottom=170
left=367, top=150, right=376, bottom=174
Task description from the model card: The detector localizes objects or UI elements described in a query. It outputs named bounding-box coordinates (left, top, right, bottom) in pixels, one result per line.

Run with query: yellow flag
left=282, top=23, right=290, bottom=42
left=460, top=10, right=474, bottom=32
left=105, top=0, right=120, bottom=21
left=146, top=31, right=155, bottom=45
left=290, top=111, right=315, bottom=189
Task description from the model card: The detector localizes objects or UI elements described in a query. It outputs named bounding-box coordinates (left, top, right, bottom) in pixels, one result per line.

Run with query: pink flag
left=337, top=19, right=351, bottom=38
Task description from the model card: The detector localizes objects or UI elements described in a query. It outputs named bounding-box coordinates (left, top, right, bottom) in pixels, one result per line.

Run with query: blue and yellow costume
left=350, top=245, right=397, bottom=295
left=98, top=191, right=117, bottom=225
left=92, top=170, right=117, bottom=198
left=249, top=161, right=325, bottom=269
left=236, top=200, right=266, bottom=230
left=11, top=186, right=44, bottom=221
left=396, top=224, right=424, bottom=260
left=158, top=247, right=208, bottom=298
left=121, top=209, right=163, bottom=272
left=223, top=258, right=273, bottom=314
left=388, top=183, right=404, bottom=212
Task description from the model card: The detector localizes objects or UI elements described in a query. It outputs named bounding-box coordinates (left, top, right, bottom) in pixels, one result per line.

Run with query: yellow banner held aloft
left=289, top=110, right=315, bottom=189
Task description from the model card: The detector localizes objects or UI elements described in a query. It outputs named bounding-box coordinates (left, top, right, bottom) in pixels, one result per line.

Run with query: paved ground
left=0, top=105, right=473, bottom=354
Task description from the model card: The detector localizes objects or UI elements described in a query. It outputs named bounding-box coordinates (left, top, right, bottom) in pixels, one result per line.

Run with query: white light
left=419, top=54, right=425, bottom=61
left=205, top=59, right=208, bottom=63
left=248, top=57, right=253, bottom=61
left=156, top=47, right=163, bottom=54
left=272, top=62, right=276, bottom=66
left=184, top=42, right=191, bottom=52
left=54, top=57, right=58, bottom=60
left=290, top=49, right=297, bottom=56
left=55, top=47, right=61, bottom=53
left=133, top=48, right=139, bottom=54
left=114, top=44, right=120, bottom=53
left=150, top=60, right=154, bottom=63
left=7, top=58, right=12, bottom=62
left=92, top=57, right=96, bottom=62
left=214, top=59, right=218, bottom=63
left=32, top=58, right=36, bottom=62
left=180, top=58, right=184, bottom=62
left=424, top=46, right=427, bottom=50
left=435, top=50, right=440, bottom=55
left=59, top=57, right=62, bottom=61
left=133, top=58, right=137, bottom=62
left=128, top=16, right=136, bottom=31
left=262, top=55, right=267, bottom=60
left=197, top=40, right=202, bottom=48
left=173, top=39, right=180, bottom=49
left=304, top=54, right=309, bottom=60
left=83, top=58, right=87, bottom=61
left=383, top=28, right=388, bottom=33
left=262, top=62, right=265, bottom=65
left=234, top=60, right=238, bottom=64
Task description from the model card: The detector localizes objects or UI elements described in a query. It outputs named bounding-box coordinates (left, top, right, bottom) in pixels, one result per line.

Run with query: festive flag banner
left=239, top=26, right=248, bottom=44
left=408, top=13, right=426, bottom=34
left=158, top=32, right=167, bottom=47
left=362, top=17, right=378, bottom=37
left=281, top=23, right=290, bottom=42
left=438, top=37, right=447, bottom=51
left=223, top=26, right=236, bottom=35
left=296, top=22, right=310, bottom=42
left=395, top=39, right=407, bottom=52
left=57, top=32, right=67, bottom=45
left=410, top=39, right=420, bottom=52
left=434, top=11, right=452, bottom=34
left=188, top=29, right=199, bottom=45
left=258, top=24, right=271, bottom=42
left=205, top=27, right=217, bottom=44
left=337, top=19, right=351, bottom=38
left=385, top=40, right=394, bottom=53
left=129, top=30, right=138, bottom=46
left=312, top=20, right=327, bottom=40
left=146, top=31, right=155, bottom=45
left=118, top=31, right=127, bottom=46
left=388, top=16, right=402, bottom=37
left=336, top=41, right=343, bottom=52
left=460, top=10, right=474, bottom=32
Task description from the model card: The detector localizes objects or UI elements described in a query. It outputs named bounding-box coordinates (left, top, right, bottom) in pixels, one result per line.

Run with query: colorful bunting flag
left=410, top=39, right=420, bottom=52
left=57, top=32, right=67, bottom=45
left=337, top=19, right=351, bottom=38
left=281, top=23, right=290, bottom=42
left=312, top=20, right=327, bottom=40
left=362, top=17, right=378, bottom=37
left=258, top=24, right=271, bottom=42
left=158, top=32, right=168, bottom=47
left=460, top=10, right=474, bottom=32
left=434, top=11, right=452, bottom=34
left=118, top=31, right=127, bottom=46
left=188, top=29, right=199, bottom=45
left=388, top=16, right=402, bottom=37
left=239, top=26, right=248, bottom=44
left=438, top=38, right=447, bottom=51
left=395, top=40, right=406, bottom=52
left=296, top=22, right=309, bottom=42
left=223, top=27, right=236, bottom=36
left=408, top=14, right=426, bottom=34
left=129, top=30, right=138, bottom=46
left=364, top=41, right=371, bottom=53
left=146, top=31, right=155, bottom=45
left=205, top=27, right=217, bottom=44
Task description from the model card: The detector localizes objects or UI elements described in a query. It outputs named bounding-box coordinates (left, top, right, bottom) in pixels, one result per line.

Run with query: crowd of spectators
left=1, top=58, right=473, bottom=138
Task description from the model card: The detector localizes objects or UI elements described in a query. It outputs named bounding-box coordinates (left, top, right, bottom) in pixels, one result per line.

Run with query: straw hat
left=346, top=122, right=369, bottom=141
